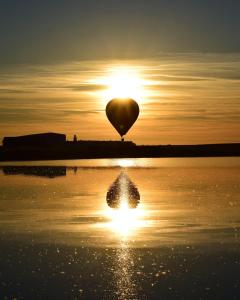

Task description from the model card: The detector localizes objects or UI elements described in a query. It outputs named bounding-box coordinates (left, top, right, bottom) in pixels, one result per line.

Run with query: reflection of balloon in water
left=106, top=98, right=139, bottom=138
left=106, top=172, right=140, bottom=209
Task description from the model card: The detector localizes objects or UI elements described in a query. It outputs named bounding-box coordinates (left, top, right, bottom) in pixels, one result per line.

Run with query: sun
left=106, top=68, right=142, bottom=99
left=95, top=66, right=147, bottom=105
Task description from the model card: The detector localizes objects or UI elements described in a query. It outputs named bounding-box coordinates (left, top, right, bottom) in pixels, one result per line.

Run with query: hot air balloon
left=106, top=98, right=139, bottom=140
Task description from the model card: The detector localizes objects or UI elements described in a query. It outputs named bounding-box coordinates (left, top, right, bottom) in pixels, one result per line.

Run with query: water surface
left=0, top=158, right=240, bottom=299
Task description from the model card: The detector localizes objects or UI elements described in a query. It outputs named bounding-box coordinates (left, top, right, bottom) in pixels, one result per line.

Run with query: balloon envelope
left=106, top=98, right=139, bottom=137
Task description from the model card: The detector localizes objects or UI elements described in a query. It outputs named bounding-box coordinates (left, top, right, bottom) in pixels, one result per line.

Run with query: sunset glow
left=106, top=68, right=141, bottom=99
left=1, top=56, right=240, bottom=144
left=1, top=1, right=240, bottom=299
left=97, top=66, right=149, bottom=105
left=117, top=159, right=135, bottom=168
left=105, top=203, right=145, bottom=237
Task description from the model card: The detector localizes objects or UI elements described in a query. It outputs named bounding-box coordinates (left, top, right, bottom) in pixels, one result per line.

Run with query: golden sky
left=0, top=53, right=240, bottom=145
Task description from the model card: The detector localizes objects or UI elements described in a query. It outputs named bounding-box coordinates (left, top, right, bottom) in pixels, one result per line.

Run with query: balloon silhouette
left=106, top=98, right=139, bottom=139
left=106, top=172, right=140, bottom=209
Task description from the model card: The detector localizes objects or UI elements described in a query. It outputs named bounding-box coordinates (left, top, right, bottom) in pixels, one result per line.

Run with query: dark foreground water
left=0, top=158, right=240, bottom=299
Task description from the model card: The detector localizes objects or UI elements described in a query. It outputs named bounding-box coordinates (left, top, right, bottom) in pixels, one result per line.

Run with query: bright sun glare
left=97, top=66, right=147, bottom=104
left=117, top=159, right=135, bottom=168
left=107, top=68, right=142, bottom=99
left=105, top=202, right=145, bottom=237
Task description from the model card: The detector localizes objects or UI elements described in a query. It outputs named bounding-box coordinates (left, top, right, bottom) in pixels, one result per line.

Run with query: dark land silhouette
left=0, top=132, right=240, bottom=161
left=2, top=166, right=66, bottom=178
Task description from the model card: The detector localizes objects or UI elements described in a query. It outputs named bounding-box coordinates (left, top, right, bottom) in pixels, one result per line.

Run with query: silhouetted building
left=3, top=133, right=66, bottom=148
left=73, top=134, right=77, bottom=143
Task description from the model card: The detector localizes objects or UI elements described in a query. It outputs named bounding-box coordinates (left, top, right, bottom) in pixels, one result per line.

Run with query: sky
left=0, top=0, right=239, bottom=144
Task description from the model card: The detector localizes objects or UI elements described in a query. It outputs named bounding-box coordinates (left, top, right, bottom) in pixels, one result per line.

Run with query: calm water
left=0, top=157, right=240, bottom=299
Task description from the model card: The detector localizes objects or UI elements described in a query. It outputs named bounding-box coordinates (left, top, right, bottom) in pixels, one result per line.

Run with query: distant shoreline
left=0, top=141, right=239, bottom=161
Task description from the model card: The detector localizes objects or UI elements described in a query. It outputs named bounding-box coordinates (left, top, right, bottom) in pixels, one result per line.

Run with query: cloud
left=68, top=84, right=107, bottom=92
left=0, top=108, right=101, bottom=124
left=0, top=54, right=239, bottom=144
left=145, top=75, right=208, bottom=82
left=0, top=89, right=34, bottom=94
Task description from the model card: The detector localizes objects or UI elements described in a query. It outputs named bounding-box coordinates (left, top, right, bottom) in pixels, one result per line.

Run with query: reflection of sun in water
left=105, top=202, right=145, bottom=237
left=106, top=178, right=144, bottom=299
left=105, top=196, right=142, bottom=299
left=105, top=173, right=145, bottom=238
left=117, top=159, right=135, bottom=168
left=103, top=172, right=145, bottom=299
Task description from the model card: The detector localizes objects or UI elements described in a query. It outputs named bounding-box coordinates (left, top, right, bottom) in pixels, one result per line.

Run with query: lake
left=0, top=157, right=240, bottom=299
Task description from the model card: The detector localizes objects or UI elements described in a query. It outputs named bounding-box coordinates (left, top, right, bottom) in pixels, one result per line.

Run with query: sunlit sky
left=0, top=0, right=240, bottom=144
